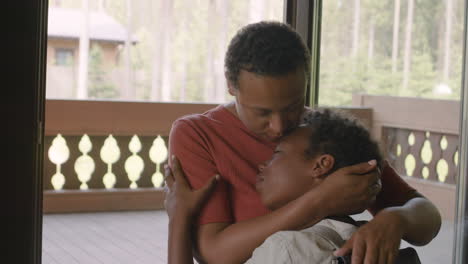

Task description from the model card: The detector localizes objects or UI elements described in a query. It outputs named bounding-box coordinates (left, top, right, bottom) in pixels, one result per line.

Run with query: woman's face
left=255, top=127, right=321, bottom=210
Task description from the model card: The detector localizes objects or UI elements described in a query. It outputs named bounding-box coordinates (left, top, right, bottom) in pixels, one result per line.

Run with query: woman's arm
left=168, top=215, right=194, bottom=264
left=164, top=159, right=219, bottom=264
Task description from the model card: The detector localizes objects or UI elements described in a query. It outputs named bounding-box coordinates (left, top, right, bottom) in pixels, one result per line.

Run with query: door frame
left=453, top=0, right=468, bottom=262
left=6, top=1, right=48, bottom=263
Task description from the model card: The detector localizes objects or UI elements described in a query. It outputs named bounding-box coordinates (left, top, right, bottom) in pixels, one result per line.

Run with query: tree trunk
left=122, top=0, right=134, bottom=100
left=161, top=0, right=173, bottom=102
left=204, top=0, right=216, bottom=102
left=77, top=0, right=89, bottom=99
left=402, top=0, right=415, bottom=93
left=443, top=0, right=453, bottom=83
left=179, top=62, right=187, bottom=101
left=98, top=0, right=105, bottom=12
left=214, top=0, right=229, bottom=102
left=392, top=0, right=401, bottom=73
left=179, top=1, right=191, bottom=102
left=150, top=1, right=162, bottom=101
left=436, top=5, right=445, bottom=77
left=150, top=1, right=173, bottom=101
left=367, top=18, right=375, bottom=66
left=351, top=0, right=360, bottom=57
left=249, top=0, right=265, bottom=22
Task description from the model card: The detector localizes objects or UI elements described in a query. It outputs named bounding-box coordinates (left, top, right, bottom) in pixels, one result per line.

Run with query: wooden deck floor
left=42, top=211, right=169, bottom=264
left=42, top=210, right=455, bottom=264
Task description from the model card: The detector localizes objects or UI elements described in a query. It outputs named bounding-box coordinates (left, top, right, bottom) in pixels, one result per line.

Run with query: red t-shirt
left=169, top=105, right=419, bottom=225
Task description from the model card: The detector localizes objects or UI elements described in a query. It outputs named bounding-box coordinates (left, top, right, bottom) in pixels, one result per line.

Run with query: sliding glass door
left=309, top=0, right=468, bottom=262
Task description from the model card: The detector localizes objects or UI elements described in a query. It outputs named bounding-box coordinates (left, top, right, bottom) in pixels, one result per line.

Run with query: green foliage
left=50, top=0, right=463, bottom=104
left=319, top=0, right=463, bottom=106
left=88, top=44, right=119, bottom=99
left=405, top=52, right=437, bottom=97
left=131, top=28, right=153, bottom=100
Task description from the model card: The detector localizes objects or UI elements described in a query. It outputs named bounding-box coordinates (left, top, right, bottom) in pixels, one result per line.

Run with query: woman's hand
left=165, top=156, right=218, bottom=264
left=164, top=155, right=219, bottom=220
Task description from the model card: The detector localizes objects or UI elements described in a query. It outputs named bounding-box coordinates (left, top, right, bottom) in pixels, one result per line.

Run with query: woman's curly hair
left=302, top=109, right=382, bottom=173
left=224, top=21, right=311, bottom=88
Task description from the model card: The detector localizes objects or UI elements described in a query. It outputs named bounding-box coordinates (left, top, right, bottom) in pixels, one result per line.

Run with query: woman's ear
left=310, top=154, right=335, bottom=178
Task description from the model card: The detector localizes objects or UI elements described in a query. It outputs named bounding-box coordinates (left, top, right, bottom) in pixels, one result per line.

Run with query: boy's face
left=256, top=126, right=321, bottom=210
left=228, top=68, right=306, bottom=142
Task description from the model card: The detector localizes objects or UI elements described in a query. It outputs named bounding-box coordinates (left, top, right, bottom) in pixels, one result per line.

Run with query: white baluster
left=48, top=134, right=70, bottom=190
left=437, top=159, right=449, bottom=183
left=440, top=136, right=448, bottom=150
left=408, top=132, right=415, bottom=146
left=396, top=144, right=402, bottom=157
left=404, top=154, right=416, bottom=176
left=100, top=135, right=120, bottom=189
left=422, top=166, right=430, bottom=179
left=421, top=139, right=432, bottom=165
left=149, top=136, right=168, bottom=188
left=125, top=135, right=144, bottom=189
left=74, top=134, right=95, bottom=190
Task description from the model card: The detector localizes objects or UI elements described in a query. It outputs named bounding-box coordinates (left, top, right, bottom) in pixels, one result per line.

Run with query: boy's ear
left=226, top=73, right=237, bottom=96
left=228, top=83, right=237, bottom=96
left=310, top=154, right=335, bottom=178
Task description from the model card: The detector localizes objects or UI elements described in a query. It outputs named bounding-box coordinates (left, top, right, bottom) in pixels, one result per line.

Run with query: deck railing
left=44, top=96, right=459, bottom=218
left=353, top=94, right=459, bottom=219
left=43, top=100, right=373, bottom=213
left=43, top=100, right=217, bottom=213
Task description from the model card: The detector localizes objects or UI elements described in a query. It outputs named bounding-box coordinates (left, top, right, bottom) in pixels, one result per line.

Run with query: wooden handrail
left=352, top=94, right=460, bottom=136
left=45, top=99, right=218, bottom=136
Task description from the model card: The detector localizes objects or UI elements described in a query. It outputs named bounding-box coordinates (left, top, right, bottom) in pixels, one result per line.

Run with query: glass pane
left=319, top=0, right=463, bottom=106
left=46, top=0, right=283, bottom=102
left=318, top=0, right=465, bottom=263
left=55, top=48, right=74, bottom=66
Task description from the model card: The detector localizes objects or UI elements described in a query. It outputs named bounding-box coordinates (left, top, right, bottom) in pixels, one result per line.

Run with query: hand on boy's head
left=318, top=160, right=380, bottom=216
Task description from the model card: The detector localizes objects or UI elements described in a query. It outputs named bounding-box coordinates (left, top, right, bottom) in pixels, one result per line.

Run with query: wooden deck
left=42, top=211, right=169, bottom=264
left=42, top=210, right=455, bottom=264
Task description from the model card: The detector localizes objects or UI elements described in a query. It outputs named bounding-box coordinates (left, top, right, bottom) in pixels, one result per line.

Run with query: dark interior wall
left=4, top=2, right=47, bottom=264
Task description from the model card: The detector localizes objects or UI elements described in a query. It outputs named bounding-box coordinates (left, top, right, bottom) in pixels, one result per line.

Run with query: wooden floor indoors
left=42, top=210, right=455, bottom=264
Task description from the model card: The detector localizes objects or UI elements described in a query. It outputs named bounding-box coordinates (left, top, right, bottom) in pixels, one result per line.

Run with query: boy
left=166, top=109, right=381, bottom=263
left=166, top=21, right=440, bottom=264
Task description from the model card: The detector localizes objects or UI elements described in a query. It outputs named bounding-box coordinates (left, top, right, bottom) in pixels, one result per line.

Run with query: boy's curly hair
left=224, top=21, right=311, bottom=88
left=302, top=109, right=382, bottom=173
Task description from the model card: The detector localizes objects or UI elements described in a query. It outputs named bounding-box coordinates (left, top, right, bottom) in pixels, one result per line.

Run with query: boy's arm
left=335, top=162, right=441, bottom=264
left=335, top=197, right=440, bottom=264
left=168, top=161, right=380, bottom=264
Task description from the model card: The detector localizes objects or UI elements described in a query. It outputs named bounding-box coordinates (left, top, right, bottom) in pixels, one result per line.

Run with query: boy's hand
left=334, top=210, right=406, bottom=264
left=164, top=155, right=219, bottom=220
